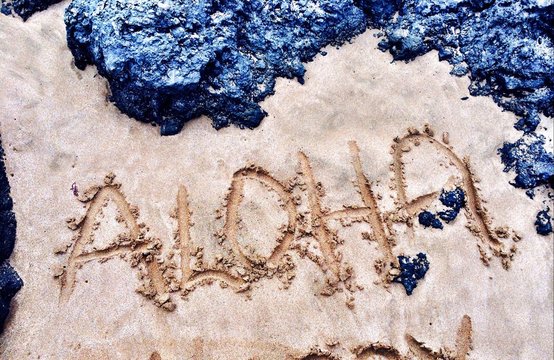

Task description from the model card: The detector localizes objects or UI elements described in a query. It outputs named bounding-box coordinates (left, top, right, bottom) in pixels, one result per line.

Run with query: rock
left=0, top=262, right=22, bottom=331
left=0, top=0, right=62, bottom=21
left=0, top=138, right=22, bottom=332
left=64, top=0, right=367, bottom=134
left=535, top=207, right=553, bottom=236
left=392, top=253, right=430, bottom=296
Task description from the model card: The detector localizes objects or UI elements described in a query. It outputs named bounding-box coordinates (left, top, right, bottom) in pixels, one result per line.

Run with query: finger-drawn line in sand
left=348, top=141, right=395, bottom=266
left=177, top=185, right=193, bottom=284
left=299, top=143, right=396, bottom=283
left=352, top=342, right=405, bottom=359
left=390, top=130, right=515, bottom=268
left=59, top=175, right=167, bottom=307
left=455, top=315, right=473, bottom=360
left=57, top=126, right=517, bottom=308
left=149, top=351, right=162, bottom=360
left=298, top=152, right=341, bottom=280
left=177, top=185, right=244, bottom=292
left=225, top=166, right=298, bottom=267
left=146, top=315, right=472, bottom=359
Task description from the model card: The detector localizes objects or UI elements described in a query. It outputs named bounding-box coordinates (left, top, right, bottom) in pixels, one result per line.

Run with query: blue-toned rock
left=419, top=187, right=466, bottom=229
left=0, top=210, right=16, bottom=261
left=2, top=0, right=553, bottom=231
left=64, top=0, right=554, bottom=201
left=438, top=187, right=465, bottom=223
left=377, top=0, right=553, bottom=195
left=6, top=0, right=552, bottom=145
left=0, top=139, right=22, bottom=332
left=418, top=211, right=443, bottom=230
left=0, top=0, right=61, bottom=20
left=64, top=0, right=367, bottom=135
left=499, top=134, right=554, bottom=190
left=0, top=144, right=16, bottom=262
left=0, top=262, right=22, bottom=331
left=393, top=253, right=430, bottom=295
left=377, top=0, right=553, bottom=127
left=535, top=208, right=553, bottom=236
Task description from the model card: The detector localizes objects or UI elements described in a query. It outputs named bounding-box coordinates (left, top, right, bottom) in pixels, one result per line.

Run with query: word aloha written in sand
left=56, top=126, right=520, bottom=311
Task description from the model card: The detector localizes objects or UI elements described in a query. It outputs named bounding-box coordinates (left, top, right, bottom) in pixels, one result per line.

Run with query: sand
left=0, top=2, right=552, bottom=359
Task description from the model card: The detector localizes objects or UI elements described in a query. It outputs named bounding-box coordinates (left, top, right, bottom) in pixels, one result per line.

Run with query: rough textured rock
left=376, top=0, right=554, bottom=197
left=4, top=0, right=552, bottom=139
left=418, top=211, right=444, bottom=230
left=378, top=0, right=554, bottom=125
left=64, top=0, right=367, bottom=135
left=0, top=263, right=22, bottom=330
left=437, top=187, right=465, bottom=223
left=535, top=207, right=553, bottom=236
left=0, top=139, right=22, bottom=331
left=498, top=134, right=554, bottom=190
left=0, top=0, right=61, bottom=20
left=418, top=187, right=466, bottom=229
left=61, top=0, right=554, bottom=135
left=393, top=253, right=430, bottom=295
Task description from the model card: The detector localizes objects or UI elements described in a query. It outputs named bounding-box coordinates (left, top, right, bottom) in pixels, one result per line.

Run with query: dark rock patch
left=393, top=253, right=430, bottom=295
left=0, top=138, right=22, bottom=332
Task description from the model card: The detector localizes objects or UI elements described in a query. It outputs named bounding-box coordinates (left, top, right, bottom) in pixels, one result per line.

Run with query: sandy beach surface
left=0, top=2, right=552, bottom=359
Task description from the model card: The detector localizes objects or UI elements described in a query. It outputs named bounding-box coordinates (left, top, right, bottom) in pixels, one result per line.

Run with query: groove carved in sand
left=59, top=179, right=167, bottom=307
left=177, top=185, right=245, bottom=293
left=299, top=143, right=397, bottom=284
left=390, top=131, right=515, bottom=268
left=224, top=166, right=298, bottom=267
left=148, top=315, right=470, bottom=360
left=298, top=152, right=342, bottom=281
left=353, top=315, right=472, bottom=360
left=145, top=315, right=471, bottom=359
left=348, top=141, right=395, bottom=266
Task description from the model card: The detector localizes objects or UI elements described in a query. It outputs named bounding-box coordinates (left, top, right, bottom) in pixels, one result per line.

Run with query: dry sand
left=0, top=2, right=552, bottom=359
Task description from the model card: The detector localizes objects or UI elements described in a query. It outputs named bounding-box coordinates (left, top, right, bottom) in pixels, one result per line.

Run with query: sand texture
left=0, top=3, right=552, bottom=359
